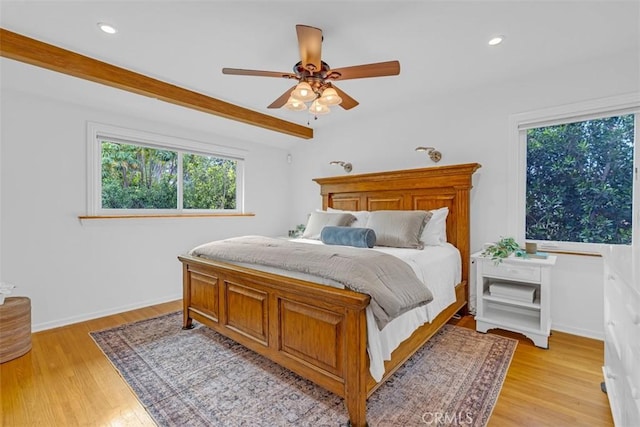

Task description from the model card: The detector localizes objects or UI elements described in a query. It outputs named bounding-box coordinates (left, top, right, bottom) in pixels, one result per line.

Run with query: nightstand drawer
left=482, top=262, right=541, bottom=283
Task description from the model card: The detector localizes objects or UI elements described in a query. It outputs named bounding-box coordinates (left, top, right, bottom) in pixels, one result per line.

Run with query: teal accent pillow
left=320, top=226, right=377, bottom=248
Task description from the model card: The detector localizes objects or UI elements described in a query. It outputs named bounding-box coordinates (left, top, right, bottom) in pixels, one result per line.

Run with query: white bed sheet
left=221, top=238, right=461, bottom=382
left=364, top=243, right=460, bottom=381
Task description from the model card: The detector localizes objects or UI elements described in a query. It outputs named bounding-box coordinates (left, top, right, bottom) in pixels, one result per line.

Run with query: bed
left=178, top=162, right=480, bottom=426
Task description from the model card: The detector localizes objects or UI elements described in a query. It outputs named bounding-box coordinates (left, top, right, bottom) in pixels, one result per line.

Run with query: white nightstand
left=472, top=251, right=557, bottom=348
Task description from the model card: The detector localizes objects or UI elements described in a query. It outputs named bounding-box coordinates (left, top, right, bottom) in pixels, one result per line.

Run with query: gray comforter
left=189, top=236, right=433, bottom=329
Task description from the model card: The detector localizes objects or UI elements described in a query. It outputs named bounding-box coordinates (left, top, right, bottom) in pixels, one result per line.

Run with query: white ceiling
left=1, top=1, right=638, bottom=147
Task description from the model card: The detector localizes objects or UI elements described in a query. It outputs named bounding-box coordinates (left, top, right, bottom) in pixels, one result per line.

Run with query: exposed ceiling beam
left=0, top=28, right=313, bottom=139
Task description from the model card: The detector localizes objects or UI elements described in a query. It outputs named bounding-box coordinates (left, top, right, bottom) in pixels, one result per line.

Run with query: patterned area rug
left=91, top=312, right=516, bottom=426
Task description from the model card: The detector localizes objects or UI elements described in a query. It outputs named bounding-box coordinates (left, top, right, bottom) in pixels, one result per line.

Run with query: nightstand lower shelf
left=476, top=311, right=550, bottom=349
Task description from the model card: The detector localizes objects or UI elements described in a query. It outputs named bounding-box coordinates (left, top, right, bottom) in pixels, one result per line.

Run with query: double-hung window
left=87, top=123, right=245, bottom=216
left=509, top=94, right=639, bottom=252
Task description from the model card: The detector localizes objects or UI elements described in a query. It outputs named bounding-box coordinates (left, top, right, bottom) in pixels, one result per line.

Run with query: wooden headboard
left=313, top=163, right=481, bottom=304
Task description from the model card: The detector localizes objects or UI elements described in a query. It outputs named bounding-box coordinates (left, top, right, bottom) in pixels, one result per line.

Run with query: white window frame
left=507, top=93, right=640, bottom=253
left=87, top=122, right=247, bottom=216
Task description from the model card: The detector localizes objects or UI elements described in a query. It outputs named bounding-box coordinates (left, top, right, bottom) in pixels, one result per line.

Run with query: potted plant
left=481, top=237, right=526, bottom=263
left=288, top=224, right=306, bottom=238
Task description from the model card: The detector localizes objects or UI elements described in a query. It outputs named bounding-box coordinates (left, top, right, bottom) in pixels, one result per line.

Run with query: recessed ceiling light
left=488, top=35, right=505, bottom=46
left=97, top=22, right=117, bottom=34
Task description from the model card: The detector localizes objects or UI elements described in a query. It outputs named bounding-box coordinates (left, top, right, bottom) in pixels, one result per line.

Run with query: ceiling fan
left=222, top=24, right=400, bottom=114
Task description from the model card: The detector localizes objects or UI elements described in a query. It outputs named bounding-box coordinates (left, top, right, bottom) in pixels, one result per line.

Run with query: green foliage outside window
left=101, top=141, right=237, bottom=210
left=183, top=154, right=237, bottom=210
left=526, top=114, right=634, bottom=244
left=101, top=142, right=177, bottom=209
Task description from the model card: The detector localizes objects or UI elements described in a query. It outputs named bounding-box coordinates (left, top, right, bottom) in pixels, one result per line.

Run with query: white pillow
left=420, top=207, right=448, bottom=246
left=326, top=207, right=370, bottom=228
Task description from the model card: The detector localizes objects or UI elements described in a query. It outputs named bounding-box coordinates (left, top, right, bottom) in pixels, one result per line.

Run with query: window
left=508, top=94, right=639, bottom=251
left=526, top=115, right=634, bottom=244
left=87, top=123, right=245, bottom=215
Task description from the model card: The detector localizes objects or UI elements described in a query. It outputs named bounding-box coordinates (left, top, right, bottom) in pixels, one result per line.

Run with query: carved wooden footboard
left=180, top=163, right=480, bottom=426
left=180, top=255, right=371, bottom=424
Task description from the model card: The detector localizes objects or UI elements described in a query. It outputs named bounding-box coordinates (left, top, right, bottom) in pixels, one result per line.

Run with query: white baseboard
left=551, top=323, right=604, bottom=341
left=31, top=293, right=182, bottom=332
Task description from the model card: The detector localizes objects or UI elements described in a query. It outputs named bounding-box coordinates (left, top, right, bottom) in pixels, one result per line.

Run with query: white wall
left=2, top=47, right=635, bottom=339
left=288, top=49, right=639, bottom=340
left=0, top=89, right=293, bottom=331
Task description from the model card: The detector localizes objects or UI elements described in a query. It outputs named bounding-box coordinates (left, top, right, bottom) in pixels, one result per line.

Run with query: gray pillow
left=365, top=210, right=432, bottom=249
left=302, top=211, right=356, bottom=239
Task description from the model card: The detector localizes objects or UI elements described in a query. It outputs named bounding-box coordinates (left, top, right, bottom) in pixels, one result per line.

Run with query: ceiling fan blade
left=222, top=68, right=296, bottom=79
left=267, top=85, right=297, bottom=108
left=327, top=60, right=400, bottom=81
left=296, top=24, right=323, bottom=72
left=329, top=84, right=359, bottom=110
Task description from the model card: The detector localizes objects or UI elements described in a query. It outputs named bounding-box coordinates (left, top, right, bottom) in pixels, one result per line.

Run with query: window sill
left=78, top=213, right=255, bottom=220
left=541, top=249, right=602, bottom=258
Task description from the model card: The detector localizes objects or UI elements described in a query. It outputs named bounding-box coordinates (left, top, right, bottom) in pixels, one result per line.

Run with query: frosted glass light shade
left=318, top=87, right=342, bottom=106
left=309, top=100, right=330, bottom=115
left=291, top=82, right=316, bottom=102
left=284, top=97, right=307, bottom=111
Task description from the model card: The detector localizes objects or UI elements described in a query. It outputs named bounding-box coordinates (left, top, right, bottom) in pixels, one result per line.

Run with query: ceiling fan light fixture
left=284, top=96, right=307, bottom=111
left=222, top=25, right=400, bottom=113
left=291, top=81, right=316, bottom=102
left=318, top=87, right=342, bottom=106
left=310, top=100, right=330, bottom=115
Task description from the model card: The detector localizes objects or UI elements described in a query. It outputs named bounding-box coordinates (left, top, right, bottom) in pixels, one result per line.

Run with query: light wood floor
left=451, top=316, right=613, bottom=427
left=1, top=301, right=613, bottom=426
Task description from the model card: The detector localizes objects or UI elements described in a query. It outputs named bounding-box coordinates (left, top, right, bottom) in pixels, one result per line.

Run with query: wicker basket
left=0, top=297, right=32, bottom=363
